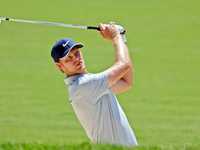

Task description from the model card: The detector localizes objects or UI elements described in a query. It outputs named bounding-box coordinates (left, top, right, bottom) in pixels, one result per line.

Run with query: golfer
left=51, top=23, right=138, bottom=146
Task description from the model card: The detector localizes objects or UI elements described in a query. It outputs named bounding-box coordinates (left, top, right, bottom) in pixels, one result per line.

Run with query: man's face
left=56, top=47, right=87, bottom=76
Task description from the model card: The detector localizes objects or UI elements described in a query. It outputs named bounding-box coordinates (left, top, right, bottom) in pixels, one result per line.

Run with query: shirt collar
left=64, top=74, right=85, bottom=85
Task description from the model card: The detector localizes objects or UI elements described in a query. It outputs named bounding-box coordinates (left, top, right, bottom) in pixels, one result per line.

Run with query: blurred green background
left=0, top=0, right=199, bottom=148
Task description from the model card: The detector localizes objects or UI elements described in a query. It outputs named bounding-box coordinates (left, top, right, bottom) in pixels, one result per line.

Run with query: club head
left=0, top=19, right=1, bottom=25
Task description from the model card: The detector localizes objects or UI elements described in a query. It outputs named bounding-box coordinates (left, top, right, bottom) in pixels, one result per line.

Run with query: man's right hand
left=98, top=23, right=120, bottom=42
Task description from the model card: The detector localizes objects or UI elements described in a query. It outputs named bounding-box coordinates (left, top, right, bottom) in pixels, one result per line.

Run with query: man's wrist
left=112, top=34, right=121, bottom=40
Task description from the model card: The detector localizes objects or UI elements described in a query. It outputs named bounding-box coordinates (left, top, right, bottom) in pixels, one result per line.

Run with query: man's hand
left=115, top=25, right=127, bottom=42
left=98, top=23, right=120, bottom=42
left=98, top=23, right=127, bottom=42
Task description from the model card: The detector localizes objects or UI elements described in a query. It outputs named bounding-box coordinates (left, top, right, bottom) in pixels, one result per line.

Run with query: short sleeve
left=78, top=71, right=109, bottom=105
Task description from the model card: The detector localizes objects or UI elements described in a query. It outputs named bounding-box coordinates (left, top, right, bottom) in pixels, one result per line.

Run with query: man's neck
left=66, top=70, right=88, bottom=77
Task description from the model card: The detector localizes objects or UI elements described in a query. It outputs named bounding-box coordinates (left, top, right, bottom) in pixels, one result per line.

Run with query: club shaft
left=0, top=17, right=100, bottom=31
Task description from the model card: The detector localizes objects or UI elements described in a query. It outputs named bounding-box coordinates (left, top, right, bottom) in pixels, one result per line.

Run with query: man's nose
left=73, top=54, right=80, bottom=61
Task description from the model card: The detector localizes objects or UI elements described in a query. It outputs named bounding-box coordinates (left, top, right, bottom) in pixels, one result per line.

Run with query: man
left=51, top=22, right=138, bottom=146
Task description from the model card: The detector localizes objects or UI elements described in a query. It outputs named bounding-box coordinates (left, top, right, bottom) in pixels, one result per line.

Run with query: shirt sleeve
left=78, top=71, right=109, bottom=105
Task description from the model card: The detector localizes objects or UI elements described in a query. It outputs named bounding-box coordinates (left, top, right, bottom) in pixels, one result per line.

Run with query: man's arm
left=109, top=42, right=133, bottom=94
left=98, top=23, right=133, bottom=94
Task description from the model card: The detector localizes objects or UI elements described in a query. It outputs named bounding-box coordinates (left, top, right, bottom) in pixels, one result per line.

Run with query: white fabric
left=116, top=25, right=127, bottom=42
left=64, top=71, right=138, bottom=146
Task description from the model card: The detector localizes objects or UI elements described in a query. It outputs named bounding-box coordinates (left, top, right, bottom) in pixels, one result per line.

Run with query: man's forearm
left=112, top=35, right=131, bottom=65
left=98, top=23, right=133, bottom=89
left=113, top=38, right=133, bottom=87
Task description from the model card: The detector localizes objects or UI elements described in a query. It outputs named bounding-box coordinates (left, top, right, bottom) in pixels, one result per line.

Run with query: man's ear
left=55, top=62, right=64, bottom=73
left=55, top=62, right=62, bottom=69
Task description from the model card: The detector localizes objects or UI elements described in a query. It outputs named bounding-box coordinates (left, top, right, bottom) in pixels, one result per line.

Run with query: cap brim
left=74, top=43, right=84, bottom=48
left=62, top=43, right=84, bottom=59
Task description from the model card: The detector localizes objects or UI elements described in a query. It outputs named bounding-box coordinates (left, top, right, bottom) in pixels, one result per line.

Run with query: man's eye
left=76, top=51, right=80, bottom=55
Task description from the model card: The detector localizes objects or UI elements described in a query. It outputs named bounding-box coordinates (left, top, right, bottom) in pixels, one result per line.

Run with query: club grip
left=87, top=26, right=126, bottom=34
left=87, top=26, right=101, bottom=31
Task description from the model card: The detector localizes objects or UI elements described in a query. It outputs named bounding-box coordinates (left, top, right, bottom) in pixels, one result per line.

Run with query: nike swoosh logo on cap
left=63, top=40, right=70, bottom=47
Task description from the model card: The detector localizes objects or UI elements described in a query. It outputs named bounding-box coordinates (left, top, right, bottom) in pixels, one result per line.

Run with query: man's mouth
left=76, top=61, right=82, bottom=67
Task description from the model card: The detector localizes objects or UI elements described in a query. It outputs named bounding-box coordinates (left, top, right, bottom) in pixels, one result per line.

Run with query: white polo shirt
left=64, top=71, right=138, bottom=146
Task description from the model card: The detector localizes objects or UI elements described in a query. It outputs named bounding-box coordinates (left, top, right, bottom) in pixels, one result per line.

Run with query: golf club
left=0, top=17, right=126, bottom=34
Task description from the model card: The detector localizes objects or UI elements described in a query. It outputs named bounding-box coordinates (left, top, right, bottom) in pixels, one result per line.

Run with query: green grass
left=0, top=0, right=200, bottom=149
left=1, top=142, right=199, bottom=150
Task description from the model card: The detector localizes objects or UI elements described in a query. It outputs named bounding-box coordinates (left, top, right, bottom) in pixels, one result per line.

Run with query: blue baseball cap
left=51, top=38, right=84, bottom=62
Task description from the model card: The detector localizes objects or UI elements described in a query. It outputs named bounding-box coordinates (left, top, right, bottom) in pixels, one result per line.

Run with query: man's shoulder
left=64, top=74, right=86, bottom=86
left=64, top=71, right=108, bottom=86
